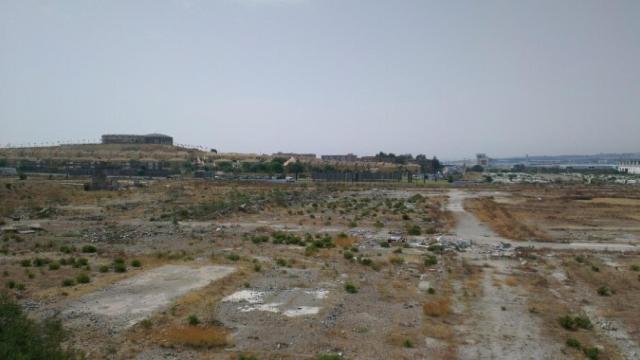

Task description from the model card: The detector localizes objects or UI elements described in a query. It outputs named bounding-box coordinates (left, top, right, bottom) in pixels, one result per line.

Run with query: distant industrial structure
left=618, top=160, right=640, bottom=175
left=101, top=133, right=173, bottom=145
left=321, top=153, right=358, bottom=162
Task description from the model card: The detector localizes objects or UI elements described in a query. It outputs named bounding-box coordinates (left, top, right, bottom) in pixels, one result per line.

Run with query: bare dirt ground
left=2, top=177, right=640, bottom=359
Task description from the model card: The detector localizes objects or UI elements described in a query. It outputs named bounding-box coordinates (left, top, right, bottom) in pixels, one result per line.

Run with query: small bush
left=597, top=286, right=611, bottom=296
left=226, top=253, right=240, bottom=261
left=99, top=265, right=109, bottom=273
left=424, top=255, right=437, bottom=267
left=16, top=283, right=25, bottom=291
left=188, top=314, right=200, bottom=326
left=407, top=225, right=421, bottom=236
left=343, top=251, right=354, bottom=260
left=131, top=259, right=142, bottom=267
left=140, top=319, right=152, bottom=329
left=583, top=347, right=600, bottom=360
left=76, top=274, right=90, bottom=284
left=345, top=283, right=358, bottom=294
left=403, top=339, right=414, bottom=348
left=114, top=263, right=127, bottom=273
left=6, top=280, right=16, bottom=289
left=389, top=256, right=404, bottom=266
left=20, top=259, right=31, bottom=267
left=253, top=263, right=261, bottom=272
left=559, top=315, right=592, bottom=331
left=275, top=258, right=288, bottom=267
left=631, top=264, right=640, bottom=272
left=380, top=241, right=390, bottom=248
left=81, top=245, right=97, bottom=253
left=113, top=258, right=125, bottom=265
left=48, top=262, right=60, bottom=270
left=427, top=287, right=436, bottom=295
left=566, top=338, right=581, bottom=349
left=59, top=245, right=72, bottom=254
left=62, top=279, right=75, bottom=287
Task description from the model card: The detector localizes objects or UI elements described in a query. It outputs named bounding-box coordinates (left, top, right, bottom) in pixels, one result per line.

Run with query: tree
left=0, top=294, right=81, bottom=359
left=285, top=161, right=305, bottom=180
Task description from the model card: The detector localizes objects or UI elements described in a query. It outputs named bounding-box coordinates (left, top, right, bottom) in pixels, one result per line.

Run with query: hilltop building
left=618, top=160, right=640, bottom=175
left=101, top=133, right=173, bottom=145
left=321, top=154, right=358, bottom=162
left=272, top=152, right=316, bottom=160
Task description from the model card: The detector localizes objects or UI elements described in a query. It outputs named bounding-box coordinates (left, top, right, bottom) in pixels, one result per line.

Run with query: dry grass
left=464, top=197, right=551, bottom=241
left=159, top=325, right=228, bottom=348
left=335, top=236, right=357, bottom=248
left=423, top=298, right=450, bottom=317
left=422, top=322, right=454, bottom=340
left=504, top=276, right=518, bottom=287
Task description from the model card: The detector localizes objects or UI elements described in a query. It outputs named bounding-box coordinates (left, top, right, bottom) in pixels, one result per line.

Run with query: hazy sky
left=1, top=0, right=639, bottom=160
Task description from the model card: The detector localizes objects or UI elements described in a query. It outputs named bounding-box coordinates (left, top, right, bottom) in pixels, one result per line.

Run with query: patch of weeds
left=424, top=255, right=437, bottom=267
left=131, top=259, right=142, bottom=267
left=427, top=244, right=444, bottom=254
left=114, top=263, right=127, bottom=273
left=591, top=265, right=600, bottom=272
left=596, top=286, right=611, bottom=296
left=407, top=225, right=421, bottom=236
left=20, top=259, right=31, bottom=267
left=99, top=265, right=109, bottom=273
left=343, top=251, right=354, bottom=260
left=345, top=283, right=358, bottom=294
left=316, top=355, right=342, bottom=360
left=403, top=339, right=414, bottom=348
left=575, top=255, right=585, bottom=263
left=631, top=264, right=640, bottom=272
left=253, top=263, right=262, bottom=272
left=275, top=258, right=290, bottom=267
left=81, top=245, right=97, bottom=253
left=62, top=278, right=75, bottom=287
left=583, top=347, right=600, bottom=360
left=566, top=338, right=581, bottom=349
left=5, top=280, right=16, bottom=289
left=559, top=315, right=593, bottom=331
left=48, top=262, right=60, bottom=270
left=427, top=287, right=436, bottom=295
left=59, top=245, right=73, bottom=254
left=393, top=247, right=402, bottom=254
left=389, top=256, right=404, bottom=266
left=76, top=274, right=90, bottom=284
left=140, top=319, right=153, bottom=330
left=16, top=283, right=25, bottom=291
left=188, top=314, right=200, bottom=326
left=380, top=241, right=390, bottom=248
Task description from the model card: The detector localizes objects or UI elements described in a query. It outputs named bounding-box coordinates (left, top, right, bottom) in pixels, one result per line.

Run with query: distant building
left=618, top=160, right=640, bottom=175
left=101, top=133, right=173, bottom=145
left=476, top=153, right=489, bottom=167
left=321, top=153, right=358, bottom=162
left=272, top=152, right=316, bottom=160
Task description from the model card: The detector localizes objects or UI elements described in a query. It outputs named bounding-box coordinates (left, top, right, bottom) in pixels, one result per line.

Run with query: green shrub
left=76, top=274, right=90, bottom=284
left=113, top=258, right=125, bottom=265
left=226, top=253, right=240, bottom=261
left=597, top=286, right=611, bottom=296
left=316, top=355, right=342, bottom=360
left=20, top=259, right=31, bottom=267
left=275, top=258, right=288, bottom=267
left=131, top=259, right=142, bottom=267
left=114, top=263, right=127, bottom=273
left=98, top=265, right=109, bottom=273
left=188, top=314, right=200, bottom=325
left=380, top=241, right=390, bottom=248
left=0, top=294, right=80, bottom=359
left=424, top=255, right=438, bottom=267
left=62, top=279, right=75, bottom=287
left=559, top=315, right=592, bottom=331
left=583, top=347, right=600, bottom=360
left=345, top=283, right=358, bottom=294
left=631, top=264, right=640, bottom=272
left=343, top=251, right=354, bottom=260
left=48, top=262, right=60, bottom=270
left=407, top=225, right=421, bottom=236
left=59, top=245, right=73, bottom=254
left=427, top=287, right=436, bottom=295
left=5, top=280, right=16, bottom=289
left=81, top=245, right=97, bottom=253
left=359, top=258, right=373, bottom=266
left=566, top=338, right=581, bottom=349
left=16, top=283, right=25, bottom=291
left=403, top=339, right=414, bottom=348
